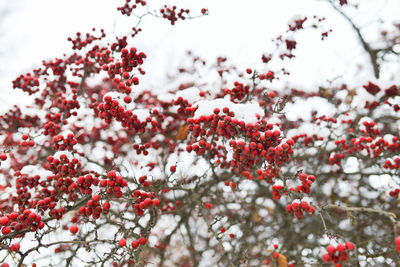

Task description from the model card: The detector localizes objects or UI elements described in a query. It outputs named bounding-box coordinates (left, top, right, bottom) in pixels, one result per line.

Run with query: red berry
left=131, top=240, right=139, bottom=249
left=307, top=205, right=316, bottom=214
left=152, top=199, right=160, bottom=206
left=336, top=243, right=346, bottom=252
left=143, top=198, right=152, bottom=207
left=108, top=170, right=117, bottom=179
left=122, top=72, right=130, bottom=79
left=170, top=165, right=176, bottom=173
left=345, top=241, right=355, bottom=251
left=139, top=237, right=147, bottom=245
left=10, top=243, right=20, bottom=251
left=2, top=226, right=11, bottom=235
left=300, top=201, right=309, bottom=210
left=124, top=95, right=132, bottom=104
left=327, top=245, right=336, bottom=255
left=103, top=202, right=111, bottom=210
left=322, top=253, right=331, bottom=262
left=119, top=238, right=126, bottom=247
left=69, top=225, right=78, bottom=234
left=0, top=216, right=9, bottom=225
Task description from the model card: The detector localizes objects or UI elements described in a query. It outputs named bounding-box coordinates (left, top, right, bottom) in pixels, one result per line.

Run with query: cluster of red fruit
left=132, top=190, right=161, bottom=216
left=363, top=82, right=399, bottom=98
left=100, top=170, right=128, bottom=198
left=292, top=133, right=322, bottom=147
left=98, top=96, right=139, bottom=126
left=12, top=72, right=40, bottom=95
left=45, top=154, right=82, bottom=186
left=223, top=81, right=250, bottom=102
left=117, top=0, right=146, bottom=16
left=295, top=173, right=315, bottom=194
left=103, top=47, right=146, bottom=82
left=272, top=185, right=286, bottom=200
left=20, top=133, right=34, bottom=147
left=160, top=5, right=190, bottom=25
left=0, top=210, right=45, bottom=236
left=186, top=107, right=295, bottom=176
left=43, top=113, right=62, bottom=136
left=119, top=236, right=147, bottom=249
left=322, top=242, right=355, bottom=266
left=52, top=133, right=78, bottom=151
left=67, top=29, right=106, bottom=50
left=77, top=194, right=110, bottom=220
left=259, top=71, right=275, bottom=81
left=285, top=201, right=315, bottom=219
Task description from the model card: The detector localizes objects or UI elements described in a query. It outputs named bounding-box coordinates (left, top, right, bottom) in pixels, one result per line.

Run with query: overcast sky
left=0, top=0, right=399, bottom=110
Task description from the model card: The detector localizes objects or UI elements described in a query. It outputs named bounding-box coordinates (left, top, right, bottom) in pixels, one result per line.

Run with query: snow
left=193, top=98, right=264, bottom=123
left=157, top=87, right=202, bottom=103
left=132, top=109, right=150, bottom=121
left=20, top=165, right=53, bottom=178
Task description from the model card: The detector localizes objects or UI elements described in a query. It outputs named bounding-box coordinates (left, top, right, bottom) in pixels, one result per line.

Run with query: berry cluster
left=223, top=81, right=250, bottom=102
left=52, top=133, right=78, bottom=151
left=117, top=0, right=146, bottom=16
left=102, top=47, right=146, bottom=81
left=43, top=113, right=62, bottom=136
left=322, top=242, right=355, bottom=266
left=67, top=29, right=106, bottom=50
left=0, top=210, right=45, bottom=236
left=160, top=5, right=190, bottom=25
left=294, top=173, right=315, bottom=194
left=285, top=201, right=315, bottom=219
left=77, top=195, right=109, bottom=220
left=132, top=190, right=160, bottom=216
left=12, top=72, right=40, bottom=95
left=272, top=185, right=286, bottom=200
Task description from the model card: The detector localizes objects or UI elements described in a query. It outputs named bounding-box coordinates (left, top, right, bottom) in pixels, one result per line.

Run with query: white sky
left=0, top=0, right=399, bottom=109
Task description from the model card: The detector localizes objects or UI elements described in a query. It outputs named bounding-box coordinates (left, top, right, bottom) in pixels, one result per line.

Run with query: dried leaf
left=346, top=88, right=357, bottom=104
left=278, top=253, right=288, bottom=267
left=266, top=205, right=275, bottom=215
left=175, top=124, right=189, bottom=140
left=252, top=210, right=262, bottom=223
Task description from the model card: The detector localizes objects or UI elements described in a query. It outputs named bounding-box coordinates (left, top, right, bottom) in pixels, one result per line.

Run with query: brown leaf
left=345, top=88, right=357, bottom=104
left=252, top=210, right=262, bottom=223
left=266, top=205, right=275, bottom=215
left=278, top=254, right=287, bottom=267
left=175, top=124, right=189, bottom=140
